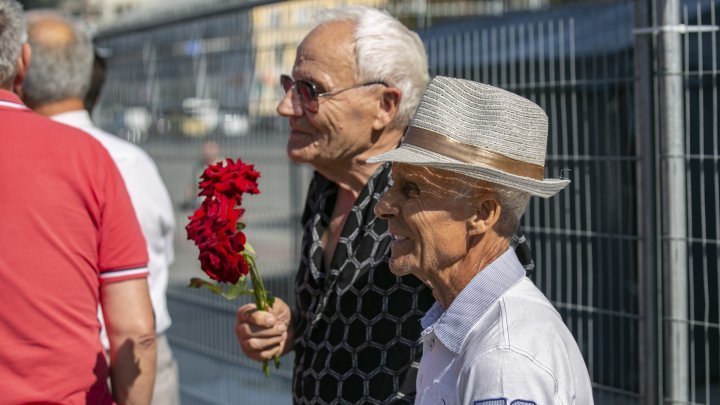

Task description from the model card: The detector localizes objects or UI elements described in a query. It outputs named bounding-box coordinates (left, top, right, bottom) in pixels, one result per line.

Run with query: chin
left=388, top=260, right=415, bottom=277
left=286, top=145, right=315, bottom=164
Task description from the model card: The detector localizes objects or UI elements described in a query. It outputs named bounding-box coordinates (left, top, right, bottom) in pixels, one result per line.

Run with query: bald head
left=22, top=10, right=93, bottom=108
left=28, top=13, right=76, bottom=47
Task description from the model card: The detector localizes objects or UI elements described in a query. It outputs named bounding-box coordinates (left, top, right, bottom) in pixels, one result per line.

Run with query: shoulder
left=17, top=113, right=106, bottom=150
left=461, top=279, right=576, bottom=361
left=457, top=278, right=593, bottom=405
left=457, top=279, right=560, bottom=351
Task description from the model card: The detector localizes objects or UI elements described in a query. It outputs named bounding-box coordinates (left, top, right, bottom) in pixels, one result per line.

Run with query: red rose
left=199, top=158, right=260, bottom=201
left=186, top=158, right=259, bottom=284
left=186, top=199, right=250, bottom=283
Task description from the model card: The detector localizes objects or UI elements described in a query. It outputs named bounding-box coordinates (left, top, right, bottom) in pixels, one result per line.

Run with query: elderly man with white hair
left=370, top=76, right=594, bottom=404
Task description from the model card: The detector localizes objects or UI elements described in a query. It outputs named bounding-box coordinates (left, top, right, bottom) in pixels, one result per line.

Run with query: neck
left=31, top=98, right=84, bottom=117
left=315, top=127, right=404, bottom=198
left=429, top=233, right=510, bottom=310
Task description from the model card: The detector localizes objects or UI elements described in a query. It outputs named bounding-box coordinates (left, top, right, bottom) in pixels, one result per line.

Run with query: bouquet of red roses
left=185, top=158, right=278, bottom=375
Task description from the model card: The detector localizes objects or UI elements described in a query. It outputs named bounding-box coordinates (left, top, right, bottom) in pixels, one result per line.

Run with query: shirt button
left=429, top=338, right=435, bottom=350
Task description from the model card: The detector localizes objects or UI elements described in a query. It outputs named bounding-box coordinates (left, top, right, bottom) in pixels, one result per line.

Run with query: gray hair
left=23, top=10, right=93, bottom=105
left=0, top=0, right=25, bottom=87
left=459, top=177, right=531, bottom=239
left=316, top=6, right=429, bottom=129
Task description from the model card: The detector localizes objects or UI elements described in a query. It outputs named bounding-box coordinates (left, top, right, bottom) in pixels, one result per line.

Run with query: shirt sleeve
left=97, top=151, right=149, bottom=283
left=458, top=348, right=561, bottom=405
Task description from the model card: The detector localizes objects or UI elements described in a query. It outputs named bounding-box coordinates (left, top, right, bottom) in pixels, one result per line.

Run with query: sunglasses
left=280, top=74, right=388, bottom=113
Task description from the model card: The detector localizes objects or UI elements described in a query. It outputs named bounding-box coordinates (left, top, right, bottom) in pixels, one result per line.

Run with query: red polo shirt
left=0, top=90, right=149, bottom=404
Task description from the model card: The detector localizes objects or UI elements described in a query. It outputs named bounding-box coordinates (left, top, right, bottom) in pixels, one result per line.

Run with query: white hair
left=0, top=0, right=25, bottom=87
left=315, top=6, right=429, bottom=129
left=23, top=10, right=94, bottom=105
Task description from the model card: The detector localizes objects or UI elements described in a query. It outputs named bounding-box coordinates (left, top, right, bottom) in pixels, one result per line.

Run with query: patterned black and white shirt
left=291, top=163, right=534, bottom=405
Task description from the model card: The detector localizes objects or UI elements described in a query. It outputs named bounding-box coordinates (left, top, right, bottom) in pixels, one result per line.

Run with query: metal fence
left=93, top=0, right=720, bottom=403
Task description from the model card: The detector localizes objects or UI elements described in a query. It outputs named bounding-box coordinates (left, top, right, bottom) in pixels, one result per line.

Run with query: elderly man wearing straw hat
left=370, top=76, right=594, bottom=404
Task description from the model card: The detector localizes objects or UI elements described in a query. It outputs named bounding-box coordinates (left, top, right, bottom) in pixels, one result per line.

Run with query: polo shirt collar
left=420, top=247, right=526, bottom=353
left=0, top=89, right=29, bottom=110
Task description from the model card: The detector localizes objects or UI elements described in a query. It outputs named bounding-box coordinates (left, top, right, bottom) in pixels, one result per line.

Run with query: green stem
left=246, top=253, right=280, bottom=376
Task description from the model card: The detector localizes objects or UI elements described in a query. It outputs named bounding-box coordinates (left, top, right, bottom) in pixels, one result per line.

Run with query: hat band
left=403, top=127, right=545, bottom=180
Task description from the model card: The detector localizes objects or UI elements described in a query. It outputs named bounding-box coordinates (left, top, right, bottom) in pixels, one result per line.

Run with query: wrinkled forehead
left=391, top=163, right=489, bottom=198
left=294, top=20, right=357, bottom=79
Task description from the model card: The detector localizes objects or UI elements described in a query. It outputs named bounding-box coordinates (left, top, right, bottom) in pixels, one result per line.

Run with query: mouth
left=389, top=234, right=412, bottom=252
left=289, top=128, right=310, bottom=137
left=287, top=129, right=316, bottom=146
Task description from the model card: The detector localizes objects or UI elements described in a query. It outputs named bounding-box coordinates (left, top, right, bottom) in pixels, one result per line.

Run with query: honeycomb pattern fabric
left=292, top=163, right=434, bottom=404
left=291, top=163, right=536, bottom=404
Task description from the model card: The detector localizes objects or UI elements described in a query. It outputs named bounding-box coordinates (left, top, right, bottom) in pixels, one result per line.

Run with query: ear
left=13, top=43, right=31, bottom=95
left=467, top=193, right=501, bottom=236
left=371, top=86, right=402, bottom=131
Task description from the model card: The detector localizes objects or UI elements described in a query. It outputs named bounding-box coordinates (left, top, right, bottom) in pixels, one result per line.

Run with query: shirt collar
left=0, top=89, right=29, bottom=110
left=51, top=110, right=94, bottom=127
left=420, top=247, right=526, bottom=353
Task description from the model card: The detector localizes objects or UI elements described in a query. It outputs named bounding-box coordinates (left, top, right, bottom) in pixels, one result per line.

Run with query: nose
left=374, top=193, right=398, bottom=220
left=276, top=89, right=304, bottom=117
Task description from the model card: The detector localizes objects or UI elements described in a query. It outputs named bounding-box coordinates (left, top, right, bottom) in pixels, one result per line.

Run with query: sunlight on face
left=279, top=21, right=383, bottom=171
left=375, top=164, right=478, bottom=280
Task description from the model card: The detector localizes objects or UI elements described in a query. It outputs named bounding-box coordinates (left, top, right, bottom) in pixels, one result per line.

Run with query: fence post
left=658, top=0, right=689, bottom=402
left=634, top=1, right=660, bottom=403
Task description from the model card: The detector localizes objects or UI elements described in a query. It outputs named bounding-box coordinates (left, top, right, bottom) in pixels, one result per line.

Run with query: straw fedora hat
left=367, top=76, right=569, bottom=198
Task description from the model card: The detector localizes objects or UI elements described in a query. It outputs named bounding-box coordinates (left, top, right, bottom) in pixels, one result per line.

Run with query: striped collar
left=420, top=247, right=526, bottom=353
left=0, top=90, right=29, bottom=111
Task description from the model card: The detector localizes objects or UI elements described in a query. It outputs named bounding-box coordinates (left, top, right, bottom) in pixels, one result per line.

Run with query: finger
left=259, top=344, right=282, bottom=360
left=244, top=334, right=285, bottom=352
left=236, top=304, right=256, bottom=324
left=237, top=305, right=276, bottom=327
left=236, top=321, right=287, bottom=339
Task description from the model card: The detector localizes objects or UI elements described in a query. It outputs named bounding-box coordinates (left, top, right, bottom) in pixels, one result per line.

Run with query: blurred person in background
left=183, top=139, right=223, bottom=210
left=235, top=6, right=535, bottom=404
left=22, top=9, right=179, bottom=404
left=0, top=1, right=156, bottom=403
left=370, top=76, right=593, bottom=404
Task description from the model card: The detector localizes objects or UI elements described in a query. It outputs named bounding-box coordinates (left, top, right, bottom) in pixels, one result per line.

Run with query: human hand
left=235, top=297, right=292, bottom=362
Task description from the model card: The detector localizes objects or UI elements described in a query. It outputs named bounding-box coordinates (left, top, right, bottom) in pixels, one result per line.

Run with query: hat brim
left=367, top=144, right=570, bottom=198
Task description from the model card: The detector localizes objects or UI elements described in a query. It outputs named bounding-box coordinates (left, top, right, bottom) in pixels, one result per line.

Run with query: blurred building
left=67, top=0, right=550, bottom=28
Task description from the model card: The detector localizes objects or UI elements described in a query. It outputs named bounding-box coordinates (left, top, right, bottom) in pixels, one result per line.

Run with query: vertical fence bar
left=658, top=0, right=689, bottom=402
left=634, top=0, right=659, bottom=403
left=692, top=4, right=711, bottom=404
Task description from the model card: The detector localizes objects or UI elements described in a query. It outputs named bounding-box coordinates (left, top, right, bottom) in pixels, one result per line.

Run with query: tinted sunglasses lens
left=280, top=75, right=293, bottom=93
left=296, top=80, right=319, bottom=111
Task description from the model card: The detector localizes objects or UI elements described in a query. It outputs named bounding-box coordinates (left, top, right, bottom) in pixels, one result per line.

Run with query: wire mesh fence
left=670, top=1, right=720, bottom=403
left=92, top=0, right=720, bottom=403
